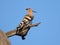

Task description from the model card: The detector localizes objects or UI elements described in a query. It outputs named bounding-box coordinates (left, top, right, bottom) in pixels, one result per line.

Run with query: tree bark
left=0, top=30, right=11, bottom=45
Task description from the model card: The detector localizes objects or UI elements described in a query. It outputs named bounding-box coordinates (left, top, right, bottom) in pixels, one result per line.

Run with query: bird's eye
left=26, top=8, right=28, bottom=10
left=26, top=8, right=31, bottom=10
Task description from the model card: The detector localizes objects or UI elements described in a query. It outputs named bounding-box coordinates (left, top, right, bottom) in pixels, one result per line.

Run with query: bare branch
left=6, top=29, right=17, bottom=38
left=30, top=22, right=40, bottom=27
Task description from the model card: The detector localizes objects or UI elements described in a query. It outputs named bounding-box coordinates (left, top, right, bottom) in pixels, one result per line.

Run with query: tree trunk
left=0, top=30, right=11, bottom=45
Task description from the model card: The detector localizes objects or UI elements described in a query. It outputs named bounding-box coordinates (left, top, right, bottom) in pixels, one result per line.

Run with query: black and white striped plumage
left=16, top=14, right=34, bottom=39
left=16, top=8, right=35, bottom=40
left=20, top=15, right=33, bottom=27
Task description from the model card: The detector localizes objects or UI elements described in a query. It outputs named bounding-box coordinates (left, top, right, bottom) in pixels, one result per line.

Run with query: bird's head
left=26, top=8, right=37, bottom=13
left=26, top=8, right=37, bottom=16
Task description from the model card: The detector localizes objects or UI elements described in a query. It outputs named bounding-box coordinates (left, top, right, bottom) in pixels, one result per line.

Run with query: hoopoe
left=15, top=8, right=40, bottom=40
left=16, top=8, right=34, bottom=39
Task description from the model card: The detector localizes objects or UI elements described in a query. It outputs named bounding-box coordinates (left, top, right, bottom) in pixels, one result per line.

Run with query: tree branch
left=6, top=22, right=40, bottom=38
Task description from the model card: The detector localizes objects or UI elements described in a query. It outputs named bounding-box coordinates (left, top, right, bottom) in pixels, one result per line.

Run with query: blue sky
left=0, top=0, right=60, bottom=45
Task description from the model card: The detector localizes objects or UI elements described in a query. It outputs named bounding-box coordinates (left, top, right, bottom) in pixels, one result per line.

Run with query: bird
left=16, top=8, right=38, bottom=40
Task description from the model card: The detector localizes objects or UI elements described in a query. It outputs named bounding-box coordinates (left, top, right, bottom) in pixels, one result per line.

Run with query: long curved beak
left=32, top=10, right=37, bottom=13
